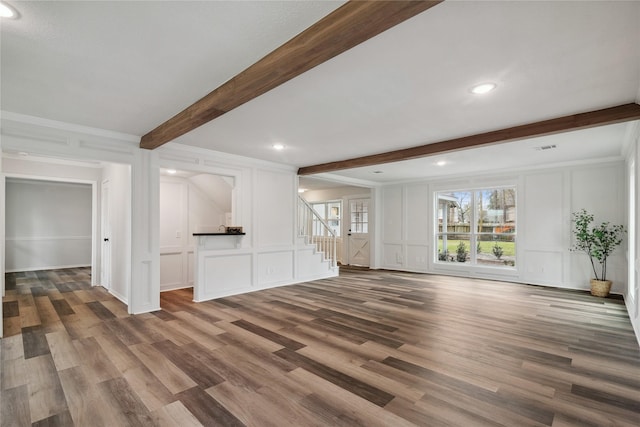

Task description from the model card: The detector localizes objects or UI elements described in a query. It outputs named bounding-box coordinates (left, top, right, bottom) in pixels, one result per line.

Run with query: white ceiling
left=2, top=1, right=640, bottom=187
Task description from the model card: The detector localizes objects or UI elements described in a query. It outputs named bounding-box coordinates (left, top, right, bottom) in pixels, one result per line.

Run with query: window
left=436, top=187, right=516, bottom=267
left=350, top=199, right=368, bottom=233
left=311, top=201, right=341, bottom=237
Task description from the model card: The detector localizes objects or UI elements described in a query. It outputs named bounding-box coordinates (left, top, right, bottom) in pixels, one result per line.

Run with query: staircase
left=297, top=196, right=339, bottom=278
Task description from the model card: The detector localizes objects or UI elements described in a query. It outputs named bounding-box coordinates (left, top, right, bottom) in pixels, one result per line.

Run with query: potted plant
left=570, top=209, right=626, bottom=297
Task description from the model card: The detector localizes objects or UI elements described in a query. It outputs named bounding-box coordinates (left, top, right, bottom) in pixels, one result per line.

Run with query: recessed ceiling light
left=166, top=169, right=177, bottom=174
left=298, top=188, right=307, bottom=193
left=470, top=82, right=497, bottom=95
left=17, top=151, right=29, bottom=156
left=0, top=2, right=19, bottom=19
left=372, top=170, right=384, bottom=174
left=436, top=160, right=446, bottom=166
left=272, top=143, right=285, bottom=150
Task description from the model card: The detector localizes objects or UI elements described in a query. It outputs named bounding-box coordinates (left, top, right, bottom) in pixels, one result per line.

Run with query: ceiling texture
left=2, top=1, right=640, bottom=188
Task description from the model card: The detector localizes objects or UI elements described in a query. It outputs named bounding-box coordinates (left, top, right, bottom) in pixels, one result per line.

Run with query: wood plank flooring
left=2, top=267, right=640, bottom=426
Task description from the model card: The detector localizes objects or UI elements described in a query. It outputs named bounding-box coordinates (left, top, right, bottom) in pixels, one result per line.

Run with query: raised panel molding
left=522, top=249, right=564, bottom=286
left=257, top=251, right=294, bottom=286
left=383, top=244, right=403, bottom=268
left=200, top=253, right=253, bottom=301
left=383, top=187, right=403, bottom=242
left=406, top=244, right=429, bottom=271
left=160, top=253, right=184, bottom=291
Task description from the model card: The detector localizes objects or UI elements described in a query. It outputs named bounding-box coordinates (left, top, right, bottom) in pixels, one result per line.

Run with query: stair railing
left=297, top=196, right=337, bottom=268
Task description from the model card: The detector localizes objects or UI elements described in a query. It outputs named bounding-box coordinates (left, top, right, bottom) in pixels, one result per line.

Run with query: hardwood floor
left=2, top=267, right=639, bottom=426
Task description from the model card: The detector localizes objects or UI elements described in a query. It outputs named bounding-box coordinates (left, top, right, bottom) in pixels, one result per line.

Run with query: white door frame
left=101, top=179, right=111, bottom=290
left=345, top=196, right=371, bottom=267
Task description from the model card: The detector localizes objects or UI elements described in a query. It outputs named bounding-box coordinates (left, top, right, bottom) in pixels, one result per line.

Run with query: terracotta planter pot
left=590, top=279, right=612, bottom=297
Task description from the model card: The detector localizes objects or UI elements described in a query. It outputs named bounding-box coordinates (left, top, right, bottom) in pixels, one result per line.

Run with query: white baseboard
left=6, top=264, right=91, bottom=273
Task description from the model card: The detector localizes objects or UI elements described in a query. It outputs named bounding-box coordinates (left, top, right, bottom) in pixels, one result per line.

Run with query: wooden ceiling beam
left=140, top=1, right=442, bottom=150
left=297, top=103, right=640, bottom=175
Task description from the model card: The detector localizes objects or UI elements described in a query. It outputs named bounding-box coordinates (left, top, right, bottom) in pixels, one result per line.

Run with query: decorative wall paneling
left=159, top=175, right=229, bottom=291
left=1, top=115, right=159, bottom=316
left=379, top=162, right=626, bottom=293
left=158, top=145, right=337, bottom=303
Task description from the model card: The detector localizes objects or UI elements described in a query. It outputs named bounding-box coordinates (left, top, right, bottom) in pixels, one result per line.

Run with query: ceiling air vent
left=534, top=144, right=557, bottom=151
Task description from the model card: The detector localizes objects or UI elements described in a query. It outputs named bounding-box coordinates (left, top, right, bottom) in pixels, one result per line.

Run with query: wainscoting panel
left=406, top=244, right=429, bottom=271
left=522, top=249, right=564, bottom=286
left=160, top=252, right=183, bottom=291
left=382, top=244, right=403, bottom=269
left=257, top=250, right=294, bottom=286
left=200, top=253, right=253, bottom=300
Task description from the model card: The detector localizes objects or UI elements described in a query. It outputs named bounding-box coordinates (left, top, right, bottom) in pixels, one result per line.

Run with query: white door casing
left=101, top=180, right=111, bottom=290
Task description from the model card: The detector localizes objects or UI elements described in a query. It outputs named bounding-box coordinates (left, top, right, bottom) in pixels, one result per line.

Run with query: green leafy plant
left=570, top=209, right=626, bottom=281
left=438, top=250, right=449, bottom=261
left=492, top=242, right=503, bottom=260
left=456, top=241, right=467, bottom=262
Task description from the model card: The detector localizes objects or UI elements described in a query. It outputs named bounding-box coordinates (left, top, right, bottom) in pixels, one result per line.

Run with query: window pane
left=476, top=234, right=516, bottom=267
left=328, top=202, right=340, bottom=219
left=476, top=188, right=516, bottom=233
left=311, top=201, right=342, bottom=237
left=437, top=191, right=472, bottom=233
left=312, top=203, right=325, bottom=219
left=350, top=199, right=368, bottom=233
left=437, top=234, right=471, bottom=264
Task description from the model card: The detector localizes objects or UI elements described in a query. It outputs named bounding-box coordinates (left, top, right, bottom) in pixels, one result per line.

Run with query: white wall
left=378, top=161, right=627, bottom=294
left=5, top=178, right=92, bottom=272
left=159, top=175, right=226, bottom=291
left=188, top=173, right=233, bottom=214
left=301, top=185, right=368, bottom=202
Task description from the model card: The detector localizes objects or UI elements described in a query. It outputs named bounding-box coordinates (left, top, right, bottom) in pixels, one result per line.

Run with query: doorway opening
left=2, top=153, right=133, bottom=338
left=159, top=167, right=235, bottom=293
left=298, top=176, right=372, bottom=268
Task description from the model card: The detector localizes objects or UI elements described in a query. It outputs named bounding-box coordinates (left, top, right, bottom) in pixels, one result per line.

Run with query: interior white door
left=347, top=198, right=370, bottom=267
left=101, top=181, right=111, bottom=289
